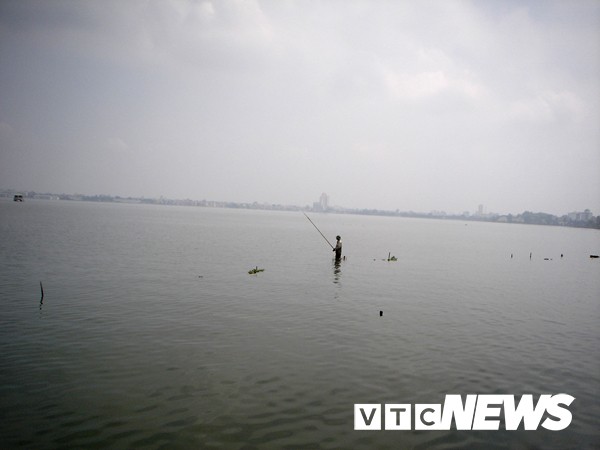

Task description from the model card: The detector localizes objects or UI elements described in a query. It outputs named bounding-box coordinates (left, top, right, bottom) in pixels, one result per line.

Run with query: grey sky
left=1, top=0, right=598, bottom=215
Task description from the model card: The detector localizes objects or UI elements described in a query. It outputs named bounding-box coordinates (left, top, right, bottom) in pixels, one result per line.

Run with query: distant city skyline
left=2, top=187, right=596, bottom=225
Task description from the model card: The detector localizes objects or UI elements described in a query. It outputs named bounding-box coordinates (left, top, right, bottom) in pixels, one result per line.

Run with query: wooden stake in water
left=39, top=281, right=44, bottom=310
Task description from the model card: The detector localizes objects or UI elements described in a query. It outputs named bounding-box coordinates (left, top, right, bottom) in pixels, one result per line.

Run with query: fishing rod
left=303, top=212, right=334, bottom=249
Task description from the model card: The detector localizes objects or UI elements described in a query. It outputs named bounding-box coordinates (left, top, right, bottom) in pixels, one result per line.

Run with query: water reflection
left=332, top=259, right=342, bottom=286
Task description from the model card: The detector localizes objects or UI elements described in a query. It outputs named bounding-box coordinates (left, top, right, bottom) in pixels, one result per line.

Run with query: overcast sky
left=1, top=0, right=598, bottom=215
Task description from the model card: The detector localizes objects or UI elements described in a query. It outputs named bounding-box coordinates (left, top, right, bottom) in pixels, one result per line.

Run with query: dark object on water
left=14, top=194, right=24, bottom=202
left=590, top=255, right=599, bottom=259
left=248, top=266, right=265, bottom=274
left=380, top=311, right=383, bottom=317
left=387, top=252, right=397, bottom=261
left=40, top=281, right=44, bottom=300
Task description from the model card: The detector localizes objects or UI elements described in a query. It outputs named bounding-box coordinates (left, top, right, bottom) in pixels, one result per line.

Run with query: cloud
left=382, top=67, right=484, bottom=100
left=508, top=90, right=586, bottom=123
left=140, top=0, right=276, bottom=70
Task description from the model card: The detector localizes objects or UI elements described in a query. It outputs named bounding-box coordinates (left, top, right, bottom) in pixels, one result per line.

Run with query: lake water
left=1, top=199, right=599, bottom=449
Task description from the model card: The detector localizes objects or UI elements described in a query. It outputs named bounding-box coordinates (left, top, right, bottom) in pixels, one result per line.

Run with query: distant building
left=320, top=192, right=329, bottom=211
left=313, top=192, right=330, bottom=212
left=568, top=209, right=593, bottom=222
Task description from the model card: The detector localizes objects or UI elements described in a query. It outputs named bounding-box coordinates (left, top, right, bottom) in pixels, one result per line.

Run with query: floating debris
left=590, top=255, right=599, bottom=259
left=248, top=266, right=265, bottom=275
left=380, top=310, right=383, bottom=317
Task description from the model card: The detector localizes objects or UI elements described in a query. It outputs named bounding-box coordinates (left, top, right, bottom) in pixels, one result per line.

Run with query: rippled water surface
left=1, top=199, right=599, bottom=449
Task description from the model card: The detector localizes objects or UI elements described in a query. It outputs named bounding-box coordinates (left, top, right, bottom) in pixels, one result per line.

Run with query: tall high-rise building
left=320, top=193, right=329, bottom=211
left=313, top=193, right=330, bottom=212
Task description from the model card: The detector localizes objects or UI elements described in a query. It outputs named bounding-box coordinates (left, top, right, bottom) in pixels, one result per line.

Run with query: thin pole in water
left=303, top=212, right=334, bottom=249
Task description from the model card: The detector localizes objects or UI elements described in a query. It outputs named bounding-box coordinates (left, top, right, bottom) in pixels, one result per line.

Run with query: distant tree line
left=496, top=211, right=598, bottom=229
left=346, top=208, right=599, bottom=229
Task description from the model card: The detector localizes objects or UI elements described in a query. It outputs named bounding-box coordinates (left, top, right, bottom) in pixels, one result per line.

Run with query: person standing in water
left=333, top=235, right=342, bottom=260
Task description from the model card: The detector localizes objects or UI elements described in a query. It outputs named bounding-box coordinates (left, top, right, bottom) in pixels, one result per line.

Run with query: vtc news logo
left=355, top=394, right=575, bottom=431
